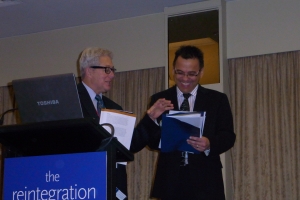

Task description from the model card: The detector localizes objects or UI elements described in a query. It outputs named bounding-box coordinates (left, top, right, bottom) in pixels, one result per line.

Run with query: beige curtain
left=0, top=85, right=18, bottom=125
left=0, top=67, right=165, bottom=199
left=228, top=51, right=300, bottom=200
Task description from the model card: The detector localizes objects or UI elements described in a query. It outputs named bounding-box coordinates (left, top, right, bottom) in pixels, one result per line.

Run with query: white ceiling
left=0, top=0, right=205, bottom=39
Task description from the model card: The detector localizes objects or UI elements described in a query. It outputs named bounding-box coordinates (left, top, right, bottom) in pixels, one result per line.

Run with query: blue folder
left=161, top=114, right=201, bottom=154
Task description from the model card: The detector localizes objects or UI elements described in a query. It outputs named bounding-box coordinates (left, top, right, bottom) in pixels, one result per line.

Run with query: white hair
left=79, top=47, right=113, bottom=78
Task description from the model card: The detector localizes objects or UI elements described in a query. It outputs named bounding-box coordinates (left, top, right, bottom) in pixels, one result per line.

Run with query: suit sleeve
left=205, top=94, right=236, bottom=156
left=130, top=95, right=162, bottom=153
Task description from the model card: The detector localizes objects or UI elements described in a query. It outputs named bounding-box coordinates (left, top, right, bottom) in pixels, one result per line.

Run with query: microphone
left=0, top=108, right=18, bottom=125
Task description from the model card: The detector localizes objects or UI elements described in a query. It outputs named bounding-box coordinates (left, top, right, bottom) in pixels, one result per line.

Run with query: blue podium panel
left=3, top=152, right=107, bottom=200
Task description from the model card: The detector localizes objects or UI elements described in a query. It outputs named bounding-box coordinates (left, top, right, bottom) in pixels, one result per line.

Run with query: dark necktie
left=180, top=93, right=191, bottom=111
left=95, top=94, right=105, bottom=116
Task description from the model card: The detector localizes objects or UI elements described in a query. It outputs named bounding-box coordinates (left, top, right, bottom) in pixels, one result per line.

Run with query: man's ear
left=199, top=68, right=204, bottom=78
left=86, top=67, right=92, bottom=77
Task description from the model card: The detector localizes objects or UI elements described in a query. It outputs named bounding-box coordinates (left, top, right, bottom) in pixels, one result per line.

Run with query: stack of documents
left=99, top=109, right=136, bottom=151
left=100, top=109, right=136, bottom=165
left=161, top=111, right=206, bottom=154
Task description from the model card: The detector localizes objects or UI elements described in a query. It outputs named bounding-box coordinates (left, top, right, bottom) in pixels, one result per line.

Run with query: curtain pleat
left=229, top=51, right=300, bottom=200
left=0, top=85, right=18, bottom=125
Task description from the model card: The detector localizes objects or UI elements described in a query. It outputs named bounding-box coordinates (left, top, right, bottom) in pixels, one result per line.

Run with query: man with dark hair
left=141, top=45, right=236, bottom=199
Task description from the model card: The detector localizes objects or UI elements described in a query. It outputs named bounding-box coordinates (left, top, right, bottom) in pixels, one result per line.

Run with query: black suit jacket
left=136, top=85, right=236, bottom=199
left=77, top=82, right=127, bottom=198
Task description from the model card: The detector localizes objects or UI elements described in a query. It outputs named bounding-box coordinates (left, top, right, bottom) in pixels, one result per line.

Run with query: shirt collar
left=176, top=84, right=199, bottom=97
left=82, top=81, right=103, bottom=100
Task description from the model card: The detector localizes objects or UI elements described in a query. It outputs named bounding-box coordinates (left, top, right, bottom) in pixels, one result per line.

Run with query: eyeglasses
left=174, top=69, right=200, bottom=78
left=90, top=66, right=117, bottom=74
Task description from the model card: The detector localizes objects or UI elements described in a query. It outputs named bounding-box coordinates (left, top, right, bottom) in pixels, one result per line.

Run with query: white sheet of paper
left=99, top=109, right=136, bottom=165
left=168, top=113, right=202, bottom=128
left=167, top=111, right=206, bottom=136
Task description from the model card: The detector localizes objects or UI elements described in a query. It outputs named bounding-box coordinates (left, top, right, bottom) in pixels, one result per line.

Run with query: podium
left=0, top=118, right=133, bottom=200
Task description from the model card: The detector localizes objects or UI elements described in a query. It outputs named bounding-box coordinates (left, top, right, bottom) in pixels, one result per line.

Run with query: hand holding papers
left=161, top=111, right=206, bottom=154
left=99, top=109, right=136, bottom=151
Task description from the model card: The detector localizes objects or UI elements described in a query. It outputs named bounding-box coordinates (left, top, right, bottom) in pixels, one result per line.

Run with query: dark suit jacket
left=77, top=82, right=127, bottom=198
left=135, top=85, right=236, bottom=199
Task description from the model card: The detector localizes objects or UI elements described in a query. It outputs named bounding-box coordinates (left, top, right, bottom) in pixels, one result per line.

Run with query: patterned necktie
left=180, top=93, right=191, bottom=111
left=95, top=94, right=105, bottom=116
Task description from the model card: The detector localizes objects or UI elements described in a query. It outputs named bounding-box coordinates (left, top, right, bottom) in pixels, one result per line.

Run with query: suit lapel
left=193, top=85, right=207, bottom=112
left=77, top=82, right=99, bottom=119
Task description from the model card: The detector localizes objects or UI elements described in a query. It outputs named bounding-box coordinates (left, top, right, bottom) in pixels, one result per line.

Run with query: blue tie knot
left=95, top=94, right=105, bottom=115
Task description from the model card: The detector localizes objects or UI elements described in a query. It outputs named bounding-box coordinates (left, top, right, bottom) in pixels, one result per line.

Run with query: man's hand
left=187, top=136, right=210, bottom=152
left=147, top=98, right=174, bottom=120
